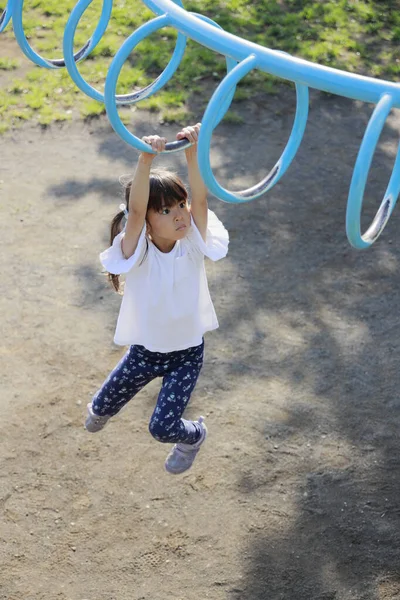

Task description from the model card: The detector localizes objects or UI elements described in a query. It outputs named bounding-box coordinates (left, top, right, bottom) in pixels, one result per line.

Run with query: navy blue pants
left=92, top=341, right=204, bottom=444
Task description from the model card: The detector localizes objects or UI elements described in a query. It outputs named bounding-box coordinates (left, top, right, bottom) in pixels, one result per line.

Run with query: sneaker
left=85, top=403, right=111, bottom=433
left=165, top=417, right=207, bottom=475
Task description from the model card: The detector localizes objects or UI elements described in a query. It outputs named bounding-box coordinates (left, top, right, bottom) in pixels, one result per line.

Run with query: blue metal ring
left=105, top=13, right=237, bottom=153
left=0, top=0, right=13, bottom=33
left=64, top=2, right=185, bottom=105
left=197, top=54, right=309, bottom=203
left=346, top=94, right=400, bottom=249
left=12, top=0, right=111, bottom=68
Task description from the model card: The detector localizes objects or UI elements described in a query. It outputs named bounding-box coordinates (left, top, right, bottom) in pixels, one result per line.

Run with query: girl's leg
left=92, top=345, right=157, bottom=417
left=148, top=342, right=204, bottom=444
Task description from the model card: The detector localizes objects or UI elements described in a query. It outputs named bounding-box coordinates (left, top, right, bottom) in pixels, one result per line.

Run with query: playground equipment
left=0, top=0, right=12, bottom=32
left=2, top=0, right=400, bottom=249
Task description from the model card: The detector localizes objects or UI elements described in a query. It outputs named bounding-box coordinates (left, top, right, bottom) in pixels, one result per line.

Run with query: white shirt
left=100, top=209, right=229, bottom=352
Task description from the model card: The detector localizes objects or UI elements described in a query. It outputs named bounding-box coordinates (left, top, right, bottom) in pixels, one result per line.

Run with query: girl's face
left=146, top=199, right=191, bottom=252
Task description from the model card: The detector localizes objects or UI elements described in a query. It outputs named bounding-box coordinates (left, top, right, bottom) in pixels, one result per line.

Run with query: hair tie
left=119, top=203, right=129, bottom=218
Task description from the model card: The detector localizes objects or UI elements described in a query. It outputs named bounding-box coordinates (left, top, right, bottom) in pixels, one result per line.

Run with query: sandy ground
left=2, top=86, right=400, bottom=600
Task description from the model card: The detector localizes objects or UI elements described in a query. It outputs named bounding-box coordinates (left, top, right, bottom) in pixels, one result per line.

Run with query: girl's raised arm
left=122, top=136, right=165, bottom=258
left=177, top=124, right=208, bottom=241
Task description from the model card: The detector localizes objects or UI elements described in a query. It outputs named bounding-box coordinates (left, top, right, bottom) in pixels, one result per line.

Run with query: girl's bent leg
left=91, top=346, right=156, bottom=417
left=148, top=342, right=204, bottom=444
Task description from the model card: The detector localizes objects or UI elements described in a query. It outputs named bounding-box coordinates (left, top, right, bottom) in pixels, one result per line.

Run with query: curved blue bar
left=63, top=0, right=113, bottom=77
left=64, top=1, right=186, bottom=104
left=198, top=55, right=309, bottom=203
left=105, top=12, right=237, bottom=153
left=105, top=14, right=183, bottom=152
left=346, top=94, right=400, bottom=249
left=0, top=0, right=13, bottom=33
left=12, top=0, right=111, bottom=68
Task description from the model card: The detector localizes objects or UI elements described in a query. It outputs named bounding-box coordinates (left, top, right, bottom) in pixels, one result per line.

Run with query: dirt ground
left=2, top=79, right=400, bottom=600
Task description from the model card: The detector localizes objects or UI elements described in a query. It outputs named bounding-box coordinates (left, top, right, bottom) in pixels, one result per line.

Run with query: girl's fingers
left=176, top=129, right=186, bottom=140
left=142, top=136, right=155, bottom=154
left=177, top=125, right=200, bottom=143
left=187, top=126, right=196, bottom=142
left=142, top=135, right=168, bottom=152
left=143, top=135, right=156, bottom=150
left=146, top=124, right=202, bottom=145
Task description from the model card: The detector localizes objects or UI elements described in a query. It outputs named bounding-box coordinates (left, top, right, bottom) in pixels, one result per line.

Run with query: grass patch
left=223, top=110, right=244, bottom=124
left=161, top=108, right=194, bottom=123
left=0, top=57, right=20, bottom=70
left=80, top=99, right=106, bottom=119
left=0, top=0, right=399, bottom=132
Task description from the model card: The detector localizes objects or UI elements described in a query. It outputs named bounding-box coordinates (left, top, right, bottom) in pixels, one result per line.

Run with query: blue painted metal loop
left=346, top=94, right=400, bottom=249
left=12, top=0, right=111, bottom=69
left=198, top=54, right=309, bottom=203
left=0, top=0, right=13, bottom=33
left=64, top=2, right=186, bottom=105
left=105, top=15, right=185, bottom=153
left=105, top=13, right=237, bottom=153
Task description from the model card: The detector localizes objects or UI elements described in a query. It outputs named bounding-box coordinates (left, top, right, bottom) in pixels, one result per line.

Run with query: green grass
left=0, top=0, right=399, bottom=132
left=0, top=57, right=20, bottom=70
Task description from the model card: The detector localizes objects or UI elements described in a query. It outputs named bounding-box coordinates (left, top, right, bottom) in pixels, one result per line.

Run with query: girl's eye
left=179, top=202, right=186, bottom=208
left=161, top=208, right=170, bottom=215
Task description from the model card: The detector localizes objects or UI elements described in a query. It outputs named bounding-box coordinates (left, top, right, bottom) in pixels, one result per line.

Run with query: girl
left=85, top=123, right=229, bottom=475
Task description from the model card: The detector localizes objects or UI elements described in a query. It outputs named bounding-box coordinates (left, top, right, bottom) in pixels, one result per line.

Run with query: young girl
left=85, top=123, right=229, bottom=475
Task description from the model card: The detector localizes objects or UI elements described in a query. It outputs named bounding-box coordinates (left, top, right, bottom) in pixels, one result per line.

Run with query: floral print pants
left=92, top=341, right=204, bottom=444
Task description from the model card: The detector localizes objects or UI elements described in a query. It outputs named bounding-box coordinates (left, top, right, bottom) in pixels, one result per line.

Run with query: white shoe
left=85, top=403, right=110, bottom=433
left=165, top=417, right=207, bottom=475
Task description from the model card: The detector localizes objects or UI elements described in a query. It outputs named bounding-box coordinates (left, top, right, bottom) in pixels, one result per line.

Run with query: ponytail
left=106, top=181, right=133, bottom=292
left=107, top=209, right=126, bottom=293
